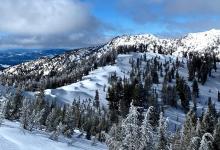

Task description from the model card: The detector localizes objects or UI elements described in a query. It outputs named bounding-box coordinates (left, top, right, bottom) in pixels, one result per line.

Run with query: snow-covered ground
left=1, top=29, right=220, bottom=148
left=0, top=120, right=107, bottom=150
left=44, top=54, right=132, bottom=105
left=45, top=52, right=176, bottom=104
left=44, top=52, right=220, bottom=131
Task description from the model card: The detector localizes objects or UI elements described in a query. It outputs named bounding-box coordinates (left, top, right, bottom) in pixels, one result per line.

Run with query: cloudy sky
left=0, top=0, right=219, bottom=49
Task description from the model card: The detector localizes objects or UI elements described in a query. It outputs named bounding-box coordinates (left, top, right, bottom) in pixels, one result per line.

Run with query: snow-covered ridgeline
left=3, top=29, right=220, bottom=77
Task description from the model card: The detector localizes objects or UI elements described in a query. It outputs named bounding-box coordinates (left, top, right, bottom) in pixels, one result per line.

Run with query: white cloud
left=0, top=0, right=96, bottom=35
left=0, top=0, right=111, bottom=49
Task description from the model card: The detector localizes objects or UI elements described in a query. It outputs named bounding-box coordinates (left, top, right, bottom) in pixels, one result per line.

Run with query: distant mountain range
left=0, top=49, right=68, bottom=69
left=1, top=29, right=220, bottom=71
left=3, top=29, right=220, bottom=76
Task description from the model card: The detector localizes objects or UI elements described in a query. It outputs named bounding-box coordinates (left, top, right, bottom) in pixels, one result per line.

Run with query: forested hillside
left=0, top=29, right=220, bottom=150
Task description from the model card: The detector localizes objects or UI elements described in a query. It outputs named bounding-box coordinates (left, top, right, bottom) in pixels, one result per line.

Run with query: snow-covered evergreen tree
left=156, top=112, right=169, bottom=150
left=213, top=119, right=220, bottom=150
left=49, top=122, right=64, bottom=141
left=105, top=123, right=123, bottom=150
left=196, top=118, right=202, bottom=138
left=30, top=109, right=45, bottom=130
left=199, top=133, right=214, bottom=150
left=187, top=137, right=201, bottom=150
left=94, top=90, right=100, bottom=109
left=46, top=108, right=60, bottom=131
left=200, top=101, right=216, bottom=135
left=192, top=79, right=199, bottom=98
left=63, top=106, right=75, bottom=137
left=121, top=103, right=141, bottom=150
left=0, top=96, right=6, bottom=126
left=20, top=98, right=33, bottom=130
left=140, top=106, right=155, bottom=150
left=181, top=109, right=197, bottom=149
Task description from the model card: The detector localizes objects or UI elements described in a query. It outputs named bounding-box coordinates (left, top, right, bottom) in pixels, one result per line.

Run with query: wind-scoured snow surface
left=45, top=54, right=131, bottom=105
left=0, top=120, right=107, bottom=150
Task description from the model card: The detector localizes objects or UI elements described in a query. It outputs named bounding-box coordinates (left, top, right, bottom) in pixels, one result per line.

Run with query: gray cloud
left=166, top=0, right=220, bottom=16
left=117, top=0, right=220, bottom=33
left=0, top=0, right=109, bottom=49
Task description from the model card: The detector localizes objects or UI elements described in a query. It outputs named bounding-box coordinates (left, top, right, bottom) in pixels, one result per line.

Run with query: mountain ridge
left=1, top=29, right=220, bottom=90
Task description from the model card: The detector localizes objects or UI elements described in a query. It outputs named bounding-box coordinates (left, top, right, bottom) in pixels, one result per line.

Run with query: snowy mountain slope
left=1, top=29, right=220, bottom=125
left=44, top=54, right=132, bottom=105
left=3, top=46, right=103, bottom=76
left=174, top=29, right=220, bottom=57
left=45, top=50, right=220, bottom=107
left=109, top=29, right=220, bottom=56
left=2, top=29, right=220, bottom=78
left=43, top=51, right=220, bottom=131
left=0, top=120, right=107, bottom=150
left=45, top=65, right=124, bottom=105
left=1, top=30, right=220, bottom=149
left=109, top=34, right=178, bottom=52
left=44, top=52, right=172, bottom=104
left=2, top=29, right=220, bottom=89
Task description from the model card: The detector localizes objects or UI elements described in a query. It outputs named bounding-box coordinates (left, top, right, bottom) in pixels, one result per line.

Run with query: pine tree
left=46, top=108, right=61, bottom=131
left=30, top=109, right=45, bottom=130
left=49, top=122, right=64, bottom=141
left=213, top=55, right=217, bottom=72
left=199, top=133, right=214, bottom=150
left=218, top=91, right=220, bottom=102
left=176, top=77, right=190, bottom=111
left=213, top=119, right=220, bottom=150
left=121, top=103, right=141, bottom=150
left=167, top=85, right=177, bottom=107
left=35, top=88, right=45, bottom=111
left=192, top=93, right=197, bottom=112
left=161, top=77, right=168, bottom=105
left=187, top=137, right=201, bottom=150
left=192, top=79, right=199, bottom=98
left=105, top=123, right=123, bottom=150
left=200, top=99, right=216, bottom=135
left=187, top=59, right=195, bottom=81
left=152, top=70, right=159, bottom=84
left=181, top=109, right=197, bottom=149
left=94, top=90, right=100, bottom=109
left=0, top=97, right=6, bottom=126
left=63, top=106, right=75, bottom=137
left=107, top=87, right=119, bottom=123
left=4, top=90, right=23, bottom=121
left=4, top=98, right=13, bottom=120
left=20, top=98, right=33, bottom=130
left=171, top=131, right=181, bottom=150
left=176, top=70, right=180, bottom=79
left=196, top=118, right=202, bottom=138
left=140, top=106, right=155, bottom=150
left=86, top=125, right=92, bottom=140
left=157, top=112, right=169, bottom=150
